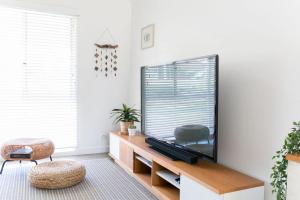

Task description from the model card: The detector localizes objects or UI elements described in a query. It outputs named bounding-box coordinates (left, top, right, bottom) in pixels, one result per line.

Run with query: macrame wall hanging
left=94, top=28, right=119, bottom=78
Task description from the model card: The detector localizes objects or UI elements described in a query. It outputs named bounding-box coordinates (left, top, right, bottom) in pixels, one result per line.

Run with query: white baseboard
left=54, top=146, right=109, bottom=157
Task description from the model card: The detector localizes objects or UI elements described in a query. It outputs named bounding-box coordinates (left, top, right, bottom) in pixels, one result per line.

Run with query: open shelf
left=136, top=155, right=152, bottom=168
left=151, top=161, right=180, bottom=200
left=152, top=185, right=180, bottom=200
left=135, top=173, right=152, bottom=188
left=133, top=153, right=152, bottom=190
left=156, top=170, right=180, bottom=189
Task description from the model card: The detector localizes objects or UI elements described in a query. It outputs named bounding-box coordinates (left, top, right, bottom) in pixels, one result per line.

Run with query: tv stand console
left=109, top=132, right=264, bottom=200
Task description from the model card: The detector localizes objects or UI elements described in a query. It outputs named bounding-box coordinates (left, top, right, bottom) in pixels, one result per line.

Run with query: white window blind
left=0, top=6, right=77, bottom=149
left=141, top=56, right=217, bottom=139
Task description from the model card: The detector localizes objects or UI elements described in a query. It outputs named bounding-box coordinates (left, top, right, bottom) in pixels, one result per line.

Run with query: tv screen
left=141, top=55, right=218, bottom=162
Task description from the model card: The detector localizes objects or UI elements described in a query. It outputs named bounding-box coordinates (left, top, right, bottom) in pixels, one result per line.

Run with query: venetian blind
left=0, top=6, right=78, bottom=149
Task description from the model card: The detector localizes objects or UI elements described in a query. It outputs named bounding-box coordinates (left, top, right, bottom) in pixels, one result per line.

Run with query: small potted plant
left=111, top=104, right=140, bottom=134
left=271, top=121, right=300, bottom=200
left=128, top=125, right=137, bottom=136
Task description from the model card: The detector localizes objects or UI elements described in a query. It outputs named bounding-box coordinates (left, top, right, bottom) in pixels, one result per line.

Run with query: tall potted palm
left=111, top=104, right=140, bottom=134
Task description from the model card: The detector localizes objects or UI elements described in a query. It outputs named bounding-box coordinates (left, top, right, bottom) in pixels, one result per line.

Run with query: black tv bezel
left=140, top=54, right=219, bottom=163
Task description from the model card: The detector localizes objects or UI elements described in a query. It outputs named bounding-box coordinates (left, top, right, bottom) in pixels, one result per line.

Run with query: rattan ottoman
left=28, top=160, right=86, bottom=189
left=28, top=161, right=86, bottom=189
left=0, top=138, right=54, bottom=174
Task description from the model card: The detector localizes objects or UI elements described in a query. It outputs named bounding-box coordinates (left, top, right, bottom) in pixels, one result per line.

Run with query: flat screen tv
left=141, top=55, right=218, bottom=162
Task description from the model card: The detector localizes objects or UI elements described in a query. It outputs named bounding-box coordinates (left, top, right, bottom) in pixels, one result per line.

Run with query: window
left=141, top=56, right=217, bottom=140
left=0, top=6, right=77, bottom=149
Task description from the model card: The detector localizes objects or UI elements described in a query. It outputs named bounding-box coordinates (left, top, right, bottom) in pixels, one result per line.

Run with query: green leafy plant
left=271, top=121, right=300, bottom=200
left=111, top=104, right=140, bottom=124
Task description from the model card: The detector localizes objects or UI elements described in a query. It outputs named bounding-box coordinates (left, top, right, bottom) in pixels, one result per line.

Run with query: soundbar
left=145, top=137, right=199, bottom=164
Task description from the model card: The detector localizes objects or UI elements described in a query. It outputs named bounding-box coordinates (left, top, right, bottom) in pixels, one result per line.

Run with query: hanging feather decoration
left=94, top=28, right=119, bottom=78
left=94, top=44, right=118, bottom=78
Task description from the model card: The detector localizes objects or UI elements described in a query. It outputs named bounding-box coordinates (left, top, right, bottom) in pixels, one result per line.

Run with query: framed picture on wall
left=141, top=24, right=154, bottom=49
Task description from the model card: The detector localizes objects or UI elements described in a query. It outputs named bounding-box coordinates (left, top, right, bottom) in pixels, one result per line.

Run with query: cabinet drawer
left=180, top=175, right=223, bottom=200
left=180, top=174, right=264, bottom=200
left=119, top=141, right=134, bottom=171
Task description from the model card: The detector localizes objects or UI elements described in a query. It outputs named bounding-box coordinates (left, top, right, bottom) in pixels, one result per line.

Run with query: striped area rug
left=0, top=158, right=158, bottom=200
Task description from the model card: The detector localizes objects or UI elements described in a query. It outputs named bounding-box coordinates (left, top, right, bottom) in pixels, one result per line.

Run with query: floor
left=55, top=153, right=108, bottom=161
left=0, top=153, right=108, bottom=168
left=0, top=155, right=158, bottom=200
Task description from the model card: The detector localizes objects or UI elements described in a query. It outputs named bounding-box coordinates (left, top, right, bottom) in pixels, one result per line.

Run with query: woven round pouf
left=28, top=160, right=86, bottom=189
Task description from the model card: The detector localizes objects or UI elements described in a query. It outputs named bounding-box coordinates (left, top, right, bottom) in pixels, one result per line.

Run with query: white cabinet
left=223, top=187, right=264, bottom=200
left=109, top=133, right=120, bottom=160
left=180, top=175, right=264, bottom=200
left=180, top=175, right=223, bottom=200
left=287, top=161, right=300, bottom=200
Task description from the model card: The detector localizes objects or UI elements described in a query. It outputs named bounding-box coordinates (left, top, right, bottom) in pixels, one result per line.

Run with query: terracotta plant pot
left=120, top=121, right=134, bottom=134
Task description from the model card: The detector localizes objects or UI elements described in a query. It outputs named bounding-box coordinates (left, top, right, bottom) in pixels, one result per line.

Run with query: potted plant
left=271, top=121, right=300, bottom=200
left=128, top=125, right=137, bottom=136
left=111, top=104, right=140, bottom=134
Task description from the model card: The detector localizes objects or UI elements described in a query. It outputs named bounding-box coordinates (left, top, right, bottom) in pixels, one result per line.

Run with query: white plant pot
left=128, top=128, right=137, bottom=136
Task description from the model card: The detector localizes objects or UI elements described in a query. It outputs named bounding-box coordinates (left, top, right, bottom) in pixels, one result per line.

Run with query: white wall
left=129, top=0, right=300, bottom=199
left=1, top=0, right=299, bottom=199
left=72, top=0, right=131, bottom=154
left=0, top=0, right=132, bottom=155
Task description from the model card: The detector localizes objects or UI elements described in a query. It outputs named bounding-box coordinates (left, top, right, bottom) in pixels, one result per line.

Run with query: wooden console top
left=286, top=154, right=300, bottom=163
left=111, top=131, right=264, bottom=194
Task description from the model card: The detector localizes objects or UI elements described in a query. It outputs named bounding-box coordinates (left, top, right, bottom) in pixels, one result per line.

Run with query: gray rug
left=0, top=158, right=158, bottom=200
